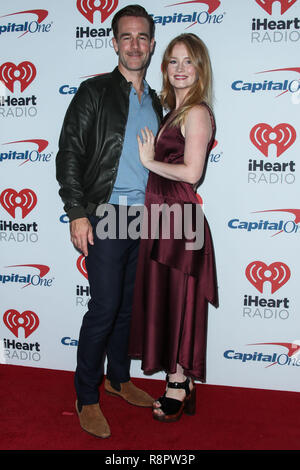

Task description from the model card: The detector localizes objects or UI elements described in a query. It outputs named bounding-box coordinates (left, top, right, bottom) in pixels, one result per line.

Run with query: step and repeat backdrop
left=1, top=0, right=300, bottom=392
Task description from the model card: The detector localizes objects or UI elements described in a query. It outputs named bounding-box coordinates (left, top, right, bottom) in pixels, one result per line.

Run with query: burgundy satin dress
left=129, top=104, right=218, bottom=381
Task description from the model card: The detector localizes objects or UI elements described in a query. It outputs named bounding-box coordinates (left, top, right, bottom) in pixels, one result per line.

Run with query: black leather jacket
left=56, top=67, right=163, bottom=221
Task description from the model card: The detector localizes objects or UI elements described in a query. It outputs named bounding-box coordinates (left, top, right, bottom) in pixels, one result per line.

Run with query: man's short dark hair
left=112, top=4, right=155, bottom=39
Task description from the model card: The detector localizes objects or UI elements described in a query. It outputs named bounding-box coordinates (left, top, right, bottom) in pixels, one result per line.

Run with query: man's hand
left=70, top=217, right=94, bottom=257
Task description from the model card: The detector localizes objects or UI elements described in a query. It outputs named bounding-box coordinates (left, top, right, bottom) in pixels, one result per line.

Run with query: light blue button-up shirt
left=108, top=81, right=159, bottom=206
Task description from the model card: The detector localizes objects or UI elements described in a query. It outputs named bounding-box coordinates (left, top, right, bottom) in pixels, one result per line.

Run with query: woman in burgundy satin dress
left=129, top=34, right=218, bottom=422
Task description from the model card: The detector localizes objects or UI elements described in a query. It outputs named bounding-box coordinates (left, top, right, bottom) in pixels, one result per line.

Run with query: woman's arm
left=137, top=105, right=212, bottom=185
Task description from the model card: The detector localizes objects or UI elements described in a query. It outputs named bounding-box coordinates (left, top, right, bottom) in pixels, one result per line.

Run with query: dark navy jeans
left=74, top=207, right=140, bottom=405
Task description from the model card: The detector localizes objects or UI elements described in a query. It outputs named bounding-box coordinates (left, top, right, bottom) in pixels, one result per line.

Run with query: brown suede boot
left=104, top=379, right=154, bottom=407
left=75, top=401, right=111, bottom=438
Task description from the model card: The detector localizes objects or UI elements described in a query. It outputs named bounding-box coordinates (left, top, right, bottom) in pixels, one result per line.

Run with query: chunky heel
left=152, top=377, right=195, bottom=422
left=184, top=387, right=196, bottom=415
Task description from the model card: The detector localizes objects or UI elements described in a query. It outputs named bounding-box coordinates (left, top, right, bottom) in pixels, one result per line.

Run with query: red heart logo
left=196, top=193, right=203, bottom=206
left=77, top=255, right=88, bottom=279
left=0, top=61, right=37, bottom=93
left=250, top=123, right=296, bottom=157
left=3, top=309, right=39, bottom=338
left=0, top=188, right=37, bottom=218
left=245, top=261, right=291, bottom=294
left=77, top=0, right=119, bottom=24
left=255, top=0, right=297, bottom=15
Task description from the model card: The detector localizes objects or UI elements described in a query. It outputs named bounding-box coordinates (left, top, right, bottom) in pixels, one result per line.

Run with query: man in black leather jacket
left=56, top=5, right=162, bottom=438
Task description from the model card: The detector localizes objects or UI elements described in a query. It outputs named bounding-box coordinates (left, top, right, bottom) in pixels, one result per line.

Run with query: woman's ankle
left=168, top=372, right=186, bottom=383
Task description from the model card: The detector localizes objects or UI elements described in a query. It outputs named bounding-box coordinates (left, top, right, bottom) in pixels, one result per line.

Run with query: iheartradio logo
left=245, top=261, right=291, bottom=294
left=76, top=255, right=90, bottom=303
left=77, top=255, right=88, bottom=279
left=255, top=0, right=298, bottom=15
left=0, top=61, right=36, bottom=93
left=0, top=188, right=37, bottom=218
left=77, top=0, right=119, bottom=23
left=3, top=309, right=39, bottom=338
left=250, top=123, right=296, bottom=157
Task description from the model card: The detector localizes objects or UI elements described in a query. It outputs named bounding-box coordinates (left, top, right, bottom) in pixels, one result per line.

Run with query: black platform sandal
left=153, top=377, right=196, bottom=423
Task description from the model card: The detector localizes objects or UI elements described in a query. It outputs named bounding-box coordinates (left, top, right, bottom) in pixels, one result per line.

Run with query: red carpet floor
left=0, top=364, right=299, bottom=451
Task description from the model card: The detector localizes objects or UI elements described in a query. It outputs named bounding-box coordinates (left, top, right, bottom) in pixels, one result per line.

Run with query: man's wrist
left=67, top=206, right=87, bottom=222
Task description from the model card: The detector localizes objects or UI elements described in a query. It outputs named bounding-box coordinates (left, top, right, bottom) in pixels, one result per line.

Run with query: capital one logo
left=0, top=10, right=49, bottom=38
left=224, top=341, right=300, bottom=368
left=0, top=188, right=37, bottom=218
left=77, top=255, right=88, bottom=279
left=77, top=0, right=119, bottom=23
left=250, top=123, right=296, bottom=157
left=167, top=1, right=221, bottom=13
left=3, top=309, right=39, bottom=338
left=4, top=139, right=48, bottom=153
left=255, top=0, right=298, bottom=15
left=245, top=261, right=291, bottom=293
left=0, top=61, right=36, bottom=92
left=1, top=139, right=50, bottom=166
left=1, top=264, right=51, bottom=288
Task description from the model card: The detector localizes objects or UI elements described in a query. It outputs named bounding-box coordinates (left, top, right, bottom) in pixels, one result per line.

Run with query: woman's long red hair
left=160, top=33, right=213, bottom=127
